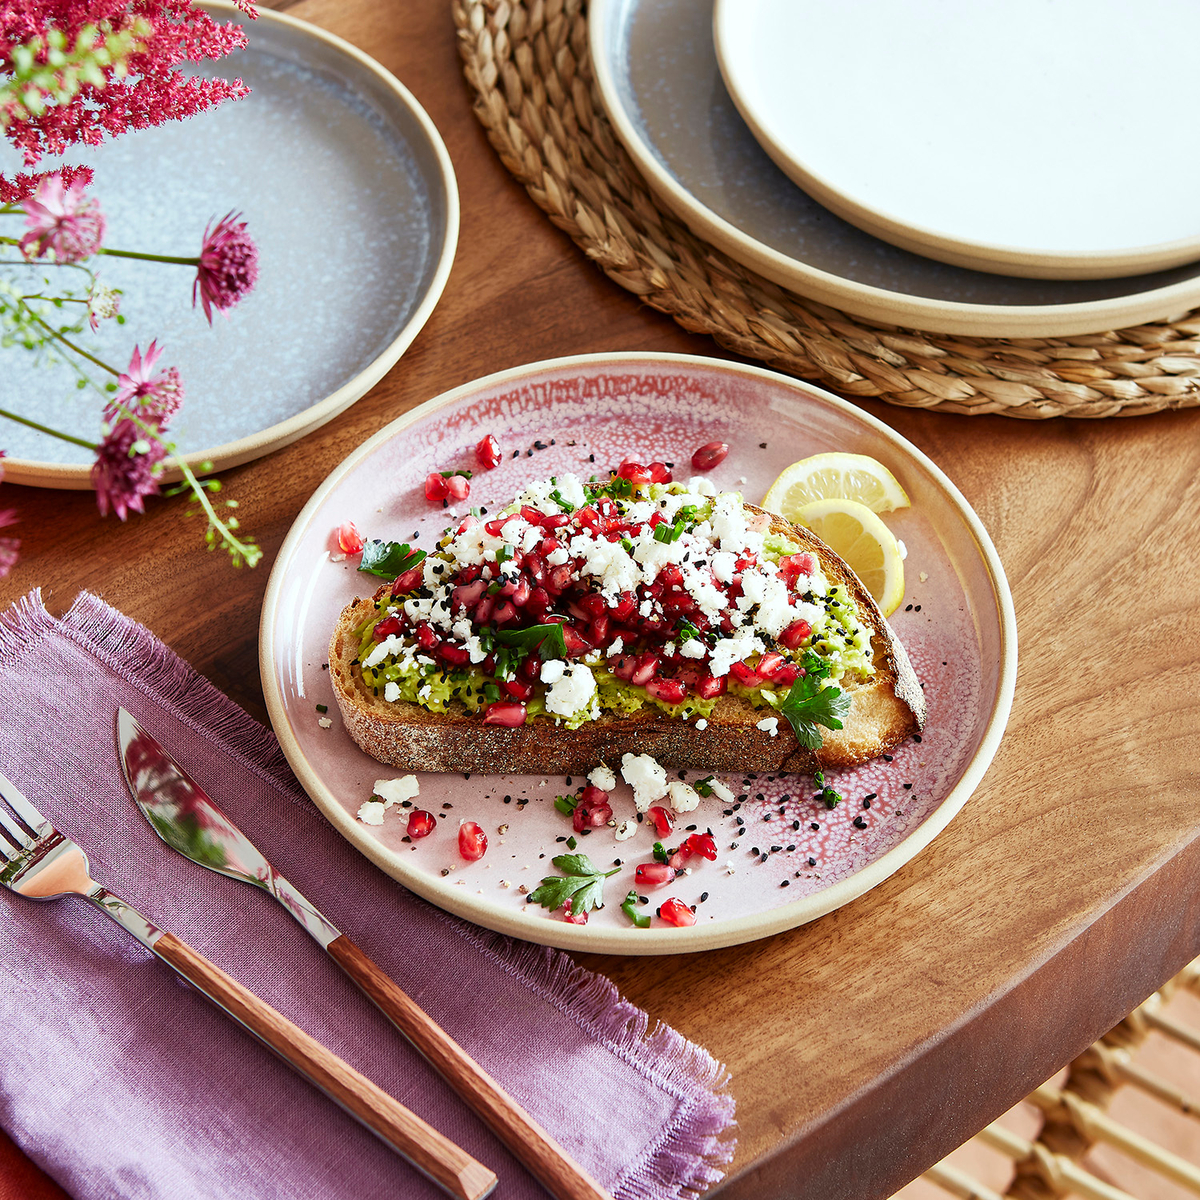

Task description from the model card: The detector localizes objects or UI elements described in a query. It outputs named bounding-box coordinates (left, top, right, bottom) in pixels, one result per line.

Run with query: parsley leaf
left=358, top=540, right=427, bottom=579
left=529, top=853, right=620, bottom=916
left=494, top=623, right=567, bottom=660
left=777, top=673, right=852, bottom=749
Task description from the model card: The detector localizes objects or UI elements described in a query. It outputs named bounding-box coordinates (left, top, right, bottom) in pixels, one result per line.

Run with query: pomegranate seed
left=611, top=655, right=637, bottom=682
left=572, top=786, right=613, bottom=832
left=481, top=654, right=497, bottom=675
left=683, top=832, right=718, bottom=861
left=589, top=614, right=610, bottom=644
left=578, top=593, right=606, bottom=618
left=484, top=518, right=505, bottom=536
left=561, top=906, right=589, bottom=925
left=548, top=565, right=574, bottom=592
left=453, top=579, right=488, bottom=610
left=648, top=512, right=667, bottom=529
left=611, top=594, right=637, bottom=620
left=424, top=472, right=449, bottom=501
left=537, top=536, right=560, bottom=556
left=756, top=651, right=787, bottom=680
left=393, top=566, right=424, bottom=593
left=483, top=701, right=526, bottom=727
left=457, top=563, right=482, bottom=584
left=658, top=563, right=684, bottom=588
left=407, top=810, right=437, bottom=839
left=659, top=897, right=697, bottom=927
left=634, top=862, right=675, bottom=889
left=543, top=513, right=571, bottom=530
left=617, top=459, right=653, bottom=485
left=630, top=653, right=660, bottom=687
left=456, top=513, right=479, bottom=533
left=336, top=521, right=363, bottom=554
left=525, top=553, right=547, bottom=583
left=729, top=661, right=760, bottom=686
left=647, top=805, right=674, bottom=837
left=646, top=677, right=688, bottom=705
left=562, top=627, right=592, bottom=657
left=473, top=596, right=495, bottom=625
left=519, top=654, right=543, bottom=682
left=520, top=505, right=545, bottom=525
left=458, top=820, right=488, bottom=861
left=648, top=461, right=672, bottom=484
left=475, top=433, right=502, bottom=469
left=691, top=441, right=729, bottom=471
left=526, top=586, right=551, bottom=617
left=773, top=665, right=800, bottom=687
left=697, top=674, right=725, bottom=699
left=511, top=576, right=532, bottom=607
left=446, top=474, right=471, bottom=502
left=502, top=678, right=535, bottom=700
left=374, top=615, right=402, bottom=640
left=416, top=624, right=438, bottom=649
left=780, top=619, right=813, bottom=649
left=439, top=643, right=471, bottom=665
left=576, top=506, right=600, bottom=530
left=491, top=601, right=518, bottom=625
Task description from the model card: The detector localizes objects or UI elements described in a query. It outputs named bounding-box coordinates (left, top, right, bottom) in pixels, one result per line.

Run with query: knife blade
left=116, top=707, right=612, bottom=1200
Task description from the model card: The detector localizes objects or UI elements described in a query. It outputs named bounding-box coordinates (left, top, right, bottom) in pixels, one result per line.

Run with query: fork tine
left=0, top=827, right=20, bottom=861
left=0, top=768, right=49, bottom=836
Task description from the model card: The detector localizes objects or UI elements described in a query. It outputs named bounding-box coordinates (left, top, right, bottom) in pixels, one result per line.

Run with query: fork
left=0, top=768, right=497, bottom=1200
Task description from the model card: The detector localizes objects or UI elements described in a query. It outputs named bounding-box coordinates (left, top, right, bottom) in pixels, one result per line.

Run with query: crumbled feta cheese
left=621, top=752, right=668, bottom=811
left=614, top=819, right=638, bottom=841
left=318, top=716, right=333, bottom=729
left=607, top=636, right=625, bottom=658
left=679, top=638, right=706, bottom=660
left=544, top=663, right=596, bottom=717
left=383, top=681, right=401, bottom=703
left=707, top=778, right=735, bottom=803
left=756, top=716, right=780, bottom=737
left=539, top=659, right=566, bottom=684
left=666, top=781, right=700, bottom=812
left=375, top=776, right=420, bottom=805
left=694, top=718, right=708, bottom=730
left=588, top=763, right=617, bottom=791
left=357, top=800, right=386, bottom=825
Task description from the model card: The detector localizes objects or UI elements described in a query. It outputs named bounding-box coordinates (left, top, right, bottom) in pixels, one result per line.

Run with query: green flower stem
left=97, top=247, right=199, bottom=267
left=27, top=310, right=118, bottom=375
left=169, top=454, right=262, bottom=568
left=0, top=406, right=97, bottom=450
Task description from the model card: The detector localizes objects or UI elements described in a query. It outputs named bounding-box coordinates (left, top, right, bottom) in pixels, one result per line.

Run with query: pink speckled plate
left=261, top=354, right=1016, bottom=954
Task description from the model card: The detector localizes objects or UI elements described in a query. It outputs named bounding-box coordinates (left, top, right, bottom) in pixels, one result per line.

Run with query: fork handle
left=151, top=933, right=497, bottom=1200
left=326, top=934, right=612, bottom=1200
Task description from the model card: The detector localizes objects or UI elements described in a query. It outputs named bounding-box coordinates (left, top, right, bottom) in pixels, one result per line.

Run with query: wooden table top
left=3, top=1, right=1200, bottom=1196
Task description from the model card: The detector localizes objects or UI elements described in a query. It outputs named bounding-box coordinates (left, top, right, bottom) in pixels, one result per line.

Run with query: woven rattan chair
left=894, top=961, right=1200, bottom=1200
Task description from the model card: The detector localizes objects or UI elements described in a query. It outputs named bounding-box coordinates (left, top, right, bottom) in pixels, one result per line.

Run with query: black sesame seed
left=699, top=892, right=709, bottom=903
left=780, top=879, right=790, bottom=887
left=862, top=798, right=872, bottom=809
left=852, top=816, right=867, bottom=829
left=882, top=754, right=894, bottom=762
left=780, top=794, right=791, bottom=803
left=808, top=857, right=816, bottom=867
left=810, top=823, right=820, bottom=832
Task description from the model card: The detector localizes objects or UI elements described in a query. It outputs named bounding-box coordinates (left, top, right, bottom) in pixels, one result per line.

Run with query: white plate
left=260, top=353, right=1017, bottom=955
left=713, top=0, right=1200, bottom=280
left=588, top=0, right=1200, bottom=336
left=0, top=2, right=457, bottom=488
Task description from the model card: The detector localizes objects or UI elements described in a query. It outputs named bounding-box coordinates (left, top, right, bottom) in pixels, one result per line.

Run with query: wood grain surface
left=2, top=0, right=1200, bottom=1196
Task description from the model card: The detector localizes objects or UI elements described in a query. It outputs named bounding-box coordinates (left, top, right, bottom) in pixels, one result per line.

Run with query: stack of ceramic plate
left=587, top=0, right=1200, bottom=338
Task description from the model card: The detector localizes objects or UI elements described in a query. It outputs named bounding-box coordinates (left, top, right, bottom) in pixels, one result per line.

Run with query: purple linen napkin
left=0, top=590, right=735, bottom=1200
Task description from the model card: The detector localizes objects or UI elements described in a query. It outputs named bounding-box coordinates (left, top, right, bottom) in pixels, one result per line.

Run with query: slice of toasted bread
left=329, top=503, right=924, bottom=776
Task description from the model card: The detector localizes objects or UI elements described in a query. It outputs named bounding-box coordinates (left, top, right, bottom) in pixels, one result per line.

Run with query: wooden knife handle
left=152, top=932, right=497, bottom=1200
left=327, top=933, right=612, bottom=1200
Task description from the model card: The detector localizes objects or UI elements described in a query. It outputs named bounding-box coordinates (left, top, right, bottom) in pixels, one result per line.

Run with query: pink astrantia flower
left=91, top=419, right=169, bottom=521
left=87, top=279, right=121, bottom=332
left=193, top=211, right=258, bottom=323
left=105, top=342, right=184, bottom=426
left=19, top=173, right=106, bottom=263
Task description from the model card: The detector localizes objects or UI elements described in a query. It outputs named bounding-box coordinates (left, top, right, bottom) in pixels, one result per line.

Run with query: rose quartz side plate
left=261, top=354, right=1016, bottom=955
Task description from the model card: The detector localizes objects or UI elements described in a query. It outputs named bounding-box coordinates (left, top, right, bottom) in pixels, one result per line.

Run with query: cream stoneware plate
left=261, top=354, right=1017, bottom=955
left=588, top=0, right=1200, bottom=336
left=0, top=1, right=457, bottom=488
left=713, top=0, right=1200, bottom=281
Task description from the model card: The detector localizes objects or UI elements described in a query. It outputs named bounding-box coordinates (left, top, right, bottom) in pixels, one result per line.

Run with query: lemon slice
left=762, top=452, right=910, bottom=522
left=796, top=497, right=906, bottom=617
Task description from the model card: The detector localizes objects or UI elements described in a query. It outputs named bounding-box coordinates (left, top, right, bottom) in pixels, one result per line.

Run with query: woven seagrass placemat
left=452, top=0, right=1200, bottom=419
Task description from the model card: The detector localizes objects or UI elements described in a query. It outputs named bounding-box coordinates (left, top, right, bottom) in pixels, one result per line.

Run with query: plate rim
left=1, top=0, right=460, bottom=490
left=588, top=0, right=1200, bottom=337
left=711, top=0, right=1200, bottom=282
left=260, top=351, right=1018, bottom=955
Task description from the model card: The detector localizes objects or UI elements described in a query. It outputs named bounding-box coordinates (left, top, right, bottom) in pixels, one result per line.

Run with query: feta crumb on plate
left=666, top=780, right=700, bottom=812
left=588, top=762, right=617, bottom=791
left=621, top=752, right=668, bottom=811
left=356, top=800, right=386, bottom=826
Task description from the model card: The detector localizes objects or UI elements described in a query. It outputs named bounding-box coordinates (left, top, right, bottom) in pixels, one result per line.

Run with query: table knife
left=116, top=707, right=612, bottom=1200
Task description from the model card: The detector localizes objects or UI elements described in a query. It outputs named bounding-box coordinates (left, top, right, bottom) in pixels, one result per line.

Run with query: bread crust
left=329, top=503, right=925, bottom=775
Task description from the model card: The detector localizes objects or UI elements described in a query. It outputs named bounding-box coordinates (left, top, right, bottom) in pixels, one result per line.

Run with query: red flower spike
left=458, top=821, right=488, bottom=861
left=659, top=897, right=697, bottom=927
left=407, top=810, right=437, bottom=839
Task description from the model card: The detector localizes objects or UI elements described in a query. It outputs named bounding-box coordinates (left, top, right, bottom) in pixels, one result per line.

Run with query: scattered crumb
left=614, top=819, right=637, bottom=841
left=919, top=571, right=928, bottom=583
left=317, top=717, right=333, bottom=729
left=356, top=800, right=385, bottom=825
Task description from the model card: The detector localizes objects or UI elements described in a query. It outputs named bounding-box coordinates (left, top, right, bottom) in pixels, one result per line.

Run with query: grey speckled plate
left=588, top=0, right=1200, bottom=336
left=0, top=2, right=457, bottom=488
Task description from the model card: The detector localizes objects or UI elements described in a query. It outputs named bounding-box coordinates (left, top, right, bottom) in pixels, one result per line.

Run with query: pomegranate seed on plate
left=659, top=897, right=697, bottom=927
left=634, top=862, right=675, bottom=889
left=424, top=472, right=450, bottom=501
left=572, top=786, right=613, bottom=832
left=483, top=700, right=527, bottom=727
left=407, top=810, right=437, bottom=839
left=561, top=907, right=589, bottom=925
left=617, top=460, right=652, bottom=485
left=647, top=805, right=674, bottom=837
left=335, top=521, right=363, bottom=554
left=446, top=473, right=471, bottom=502
left=458, top=820, right=488, bottom=861
left=475, top=433, right=502, bottom=469
left=682, top=832, right=718, bottom=861
left=648, top=461, right=672, bottom=484
left=691, top=441, right=729, bottom=471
